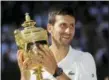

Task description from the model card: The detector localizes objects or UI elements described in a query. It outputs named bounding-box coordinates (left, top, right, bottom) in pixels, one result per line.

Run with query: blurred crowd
left=1, top=1, right=109, bottom=80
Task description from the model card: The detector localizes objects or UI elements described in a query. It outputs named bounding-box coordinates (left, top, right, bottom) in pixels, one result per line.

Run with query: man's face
left=49, top=15, right=75, bottom=46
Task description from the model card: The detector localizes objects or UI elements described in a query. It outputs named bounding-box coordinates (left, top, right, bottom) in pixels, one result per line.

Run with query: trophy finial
left=22, top=12, right=36, bottom=27
left=25, top=13, right=31, bottom=21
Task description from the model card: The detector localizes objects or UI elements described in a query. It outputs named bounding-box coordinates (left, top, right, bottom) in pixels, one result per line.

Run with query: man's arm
left=20, top=70, right=30, bottom=80
left=56, top=72, right=71, bottom=80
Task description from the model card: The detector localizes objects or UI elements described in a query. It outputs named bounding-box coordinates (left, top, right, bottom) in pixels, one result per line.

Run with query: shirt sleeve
left=78, top=52, right=97, bottom=80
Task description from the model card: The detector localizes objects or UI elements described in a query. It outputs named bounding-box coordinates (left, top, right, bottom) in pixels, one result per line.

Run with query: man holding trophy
left=15, top=6, right=97, bottom=80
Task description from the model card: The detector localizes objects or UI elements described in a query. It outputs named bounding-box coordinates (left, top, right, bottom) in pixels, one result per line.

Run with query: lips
left=62, top=37, right=71, bottom=41
left=62, top=36, right=70, bottom=39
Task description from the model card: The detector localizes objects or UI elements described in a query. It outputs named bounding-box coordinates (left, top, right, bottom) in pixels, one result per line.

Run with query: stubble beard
left=52, top=35, right=71, bottom=48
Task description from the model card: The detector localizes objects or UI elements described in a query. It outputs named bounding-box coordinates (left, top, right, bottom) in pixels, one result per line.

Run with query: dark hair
left=48, top=5, right=76, bottom=25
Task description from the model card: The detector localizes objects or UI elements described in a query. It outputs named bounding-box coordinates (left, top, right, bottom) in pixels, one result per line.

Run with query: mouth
left=62, top=37, right=71, bottom=41
left=62, top=36, right=70, bottom=39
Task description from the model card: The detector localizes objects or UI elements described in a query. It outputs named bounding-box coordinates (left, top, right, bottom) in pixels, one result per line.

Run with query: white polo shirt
left=30, top=46, right=97, bottom=80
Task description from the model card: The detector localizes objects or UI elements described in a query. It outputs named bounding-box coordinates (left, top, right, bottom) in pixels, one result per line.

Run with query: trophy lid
left=14, top=13, right=48, bottom=50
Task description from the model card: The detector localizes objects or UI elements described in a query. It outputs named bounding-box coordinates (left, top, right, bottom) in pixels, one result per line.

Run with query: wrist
left=50, top=65, right=58, bottom=75
left=21, top=70, right=30, bottom=80
left=53, top=67, right=63, bottom=78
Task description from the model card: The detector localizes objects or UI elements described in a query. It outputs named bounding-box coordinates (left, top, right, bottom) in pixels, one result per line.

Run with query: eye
left=70, top=24, right=75, bottom=28
left=60, top=23, right=67, bottom=28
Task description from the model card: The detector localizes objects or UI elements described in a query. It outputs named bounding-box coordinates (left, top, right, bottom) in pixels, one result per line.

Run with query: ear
left=47, top=23, right=53, bottom=34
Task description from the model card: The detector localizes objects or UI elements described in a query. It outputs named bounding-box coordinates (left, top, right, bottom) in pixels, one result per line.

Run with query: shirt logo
left=68, top=71, right=75, bottom=75
left=92, top=73, right=94, bottom=77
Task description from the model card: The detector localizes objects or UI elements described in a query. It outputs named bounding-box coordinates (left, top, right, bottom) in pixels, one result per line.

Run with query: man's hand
left=34, top=44, right=58, bottom=75
left=17, top=50, right=31, bottom=80
left=17, top=50, right=34, bottom=71
left=35, top=45, right=71, bottom=80
left=17, top=46, right=71, bottom=80
left=17, top=44, right=58, bottom=75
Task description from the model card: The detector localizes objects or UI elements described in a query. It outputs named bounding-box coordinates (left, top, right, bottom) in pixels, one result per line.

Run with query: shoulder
left=71, top=47, right=94, bottom=62
left=69, top=46, right=96, bottom=66
left=69, top=47, right=97, bottom=79
left=70, top=47, right=96, bottom=66
left=81, top=51, right=94, bottom=62
left=72, top=48, right=96, bottom=71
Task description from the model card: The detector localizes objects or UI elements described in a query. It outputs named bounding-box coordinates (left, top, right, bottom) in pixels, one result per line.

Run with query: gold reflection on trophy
left=14, top=13, right=48, bottom=80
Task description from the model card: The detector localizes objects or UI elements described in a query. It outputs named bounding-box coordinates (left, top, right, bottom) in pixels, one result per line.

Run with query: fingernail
left=39, top=44, right=42, bottom=47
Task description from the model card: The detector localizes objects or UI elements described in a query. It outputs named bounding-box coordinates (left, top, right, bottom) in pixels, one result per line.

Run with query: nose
left=65, top=27, right=71, bottom=34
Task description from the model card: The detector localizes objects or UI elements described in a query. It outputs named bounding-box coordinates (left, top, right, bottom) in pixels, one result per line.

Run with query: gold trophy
left=14, top=13, right=48, bottom=80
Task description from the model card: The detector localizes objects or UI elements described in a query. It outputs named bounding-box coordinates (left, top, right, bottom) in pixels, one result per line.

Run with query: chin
left=62, top=39, right=72, bottom=44
left=61, top=41, right=71, bottom=46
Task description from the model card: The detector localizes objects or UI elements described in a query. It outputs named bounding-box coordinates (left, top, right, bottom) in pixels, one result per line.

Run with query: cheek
left=73, top=28, right=75, bottom=35
left=51, top=28, right=60, bottom=37
left=57, top=30, right=65, bottom=38
left=53, top=26, right=62, bottom=35
left=71, top=29, right=75, bottom=38
left=72, top=29, right=75, bottom=35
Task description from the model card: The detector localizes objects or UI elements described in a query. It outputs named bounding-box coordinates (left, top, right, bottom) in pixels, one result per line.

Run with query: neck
left=49, top=40, right=70, bottom=63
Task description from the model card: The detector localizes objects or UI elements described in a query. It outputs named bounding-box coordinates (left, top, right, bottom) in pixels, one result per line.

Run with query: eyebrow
left=60, top=22, right=75, bottom=25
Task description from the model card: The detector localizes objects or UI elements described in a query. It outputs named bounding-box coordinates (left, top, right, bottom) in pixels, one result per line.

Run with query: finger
left=17, top=50, right=23, bottom=60
left=23, top=58, right=32, bottom=70
left=44, top=45, right=52, bottom=55
left=26, top=56, right=43, bottom=68
left=44, top=45, right=55, bottom=58
left=37, top=49, right=46, bottom=58
left=35, top=54, right=44, bottom=64
left=39, top=44, right=49, bottom=56
left=17, top=50, right=24, bottom=66
left=20, top=51, right=24, bottom=62
left=48, top=49, right=55, bottom=58
left=23, top=58, right=41, bottom=70
left=34, top=54, right=44, bottom=65
left=27, top=50, right=43, bottom=62
left=17, top=50, right=20, bottom=57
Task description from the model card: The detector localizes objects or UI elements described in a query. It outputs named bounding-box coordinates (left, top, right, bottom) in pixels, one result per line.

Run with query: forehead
left=55, top=15, right=75, bottom=24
